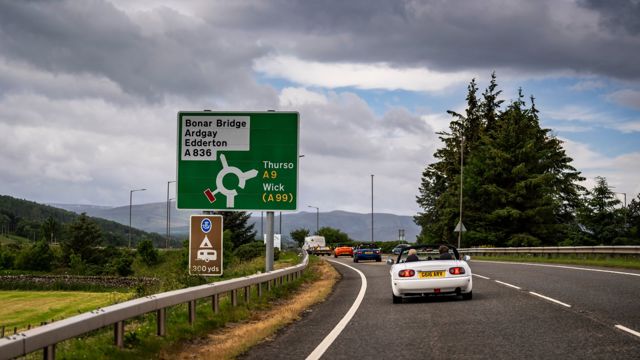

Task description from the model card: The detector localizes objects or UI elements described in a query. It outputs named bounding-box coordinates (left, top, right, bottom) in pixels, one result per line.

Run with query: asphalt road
left=240, top=257, right=640, bottom=359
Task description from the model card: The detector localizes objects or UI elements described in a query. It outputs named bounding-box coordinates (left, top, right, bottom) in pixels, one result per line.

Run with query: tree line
left=415, top=74, right=640, bottom=247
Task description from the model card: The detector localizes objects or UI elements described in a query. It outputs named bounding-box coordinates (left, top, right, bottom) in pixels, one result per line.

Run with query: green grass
left=0, top=291, right=133, bottom=332
left=0, top=233, right=31, bottom=245
left=472, top=254, right=640, bottom=270
left=26, top=254, right=318, bottom=360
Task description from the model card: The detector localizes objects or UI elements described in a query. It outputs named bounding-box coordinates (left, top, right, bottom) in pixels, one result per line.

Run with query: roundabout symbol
left=203, top=154, right=258, bottom=208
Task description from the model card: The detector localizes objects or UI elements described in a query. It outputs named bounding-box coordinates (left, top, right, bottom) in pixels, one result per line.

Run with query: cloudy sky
left=1, top=0, right=638, bottom=216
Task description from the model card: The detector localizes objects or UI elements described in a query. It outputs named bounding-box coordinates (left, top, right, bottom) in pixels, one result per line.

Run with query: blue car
left=353, top=243, right=382, bottom=262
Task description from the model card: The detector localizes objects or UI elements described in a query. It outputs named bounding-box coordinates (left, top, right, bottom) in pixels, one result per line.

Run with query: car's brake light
left=398, top=269, right=415, bottom=277
left=449, top=267, right=465, bottom=275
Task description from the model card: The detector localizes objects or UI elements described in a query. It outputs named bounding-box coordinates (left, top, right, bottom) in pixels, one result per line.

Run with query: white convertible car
left=388, top=244, right=472, bottom=303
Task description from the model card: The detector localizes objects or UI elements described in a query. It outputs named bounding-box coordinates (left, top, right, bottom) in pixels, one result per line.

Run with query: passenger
left=439, top=245, right=453, bottom=260
left=405, top=248, right=419, bottom=262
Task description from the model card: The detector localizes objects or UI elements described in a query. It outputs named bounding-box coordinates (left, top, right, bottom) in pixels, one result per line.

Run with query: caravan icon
left=196, top=235, right=217, bottom=262
left=197, top=249, right=217, bottom=262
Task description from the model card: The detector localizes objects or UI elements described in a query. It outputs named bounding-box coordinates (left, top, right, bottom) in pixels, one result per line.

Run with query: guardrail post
left=43, top=344, right=55, bottom=360
left=114, top=321, right=124, bottom=348
left=257, top=282, right=263, bottom=298
left=244, top=286, right=250, bottom=303
left=188, top=300, right=196, bottom=325
left=267, top=279, right=272, bottom=292
left=212, top=294, right=219, bottom=314
left=156, top=308, right=166, bottom=337
left=231, top=289, right=238, bottom=306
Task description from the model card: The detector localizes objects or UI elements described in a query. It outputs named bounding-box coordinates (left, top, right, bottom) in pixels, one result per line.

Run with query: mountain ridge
left=51, top=202, right=421, bottom=242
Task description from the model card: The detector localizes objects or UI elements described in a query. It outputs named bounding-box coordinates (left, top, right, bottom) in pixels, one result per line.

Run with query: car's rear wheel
left=334, top=254, right=338, bottom=258
left=353, top=256, right=359, bottom=263
left=392, top=293, right=402, bottom=304
left=462, top=291, right=473, bottom=300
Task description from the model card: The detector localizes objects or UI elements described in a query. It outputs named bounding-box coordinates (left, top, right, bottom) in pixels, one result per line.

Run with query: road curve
left=241, top=258, right=640, bottom=359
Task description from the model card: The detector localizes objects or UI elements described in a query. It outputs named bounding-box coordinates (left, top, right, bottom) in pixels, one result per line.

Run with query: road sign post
left=176, top=111, right=299, bottom=211
left=189, top=215, right=223, bottom=276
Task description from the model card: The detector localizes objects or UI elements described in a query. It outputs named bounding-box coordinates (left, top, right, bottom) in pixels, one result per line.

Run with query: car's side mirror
left=463, top=255, right=471, bottom=262
left=386, top=257, right=395, bottom=265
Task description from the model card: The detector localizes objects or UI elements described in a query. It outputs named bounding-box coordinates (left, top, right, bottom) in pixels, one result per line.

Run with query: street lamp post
left=129, top=188, right=146, bottom=248
left=168, top=197, right=175, bottom=247
left=308, top=205, right=319, bottom=235
left=458, top=136, right=465, bottom=249
left=167, top=181, right=176, bottom=249
left=371, top=174, right=374, bottom=243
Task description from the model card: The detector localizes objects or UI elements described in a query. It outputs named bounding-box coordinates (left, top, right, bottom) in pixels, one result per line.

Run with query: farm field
left=0, top=290, right=133, bottom=333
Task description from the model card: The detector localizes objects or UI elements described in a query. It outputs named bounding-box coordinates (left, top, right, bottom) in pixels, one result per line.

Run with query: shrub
left=234, top=241, right=265, bottom=260
left=137, top=239, right=159, bottom=266
left=69, top=252, right=86, bottom=275
left=15, top=240, right=54, bottom=271
left=110, top=255, right=134, bottom=277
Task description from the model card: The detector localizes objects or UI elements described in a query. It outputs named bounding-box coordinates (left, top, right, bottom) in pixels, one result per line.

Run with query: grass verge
left=169, top=258, right=339, bottom=359
left=472, top=254, right=640, bottom=270
left=0, top=291, right=133, bottom=333
left=24, top=256, right=334, bottom=359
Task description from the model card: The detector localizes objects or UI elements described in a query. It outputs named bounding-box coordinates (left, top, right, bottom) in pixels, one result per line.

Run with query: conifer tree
left=216, top=211, right=257, bottom=249
left=577, top=177, right=624, bottom=245
left=416, top=74, right=584, bottom=246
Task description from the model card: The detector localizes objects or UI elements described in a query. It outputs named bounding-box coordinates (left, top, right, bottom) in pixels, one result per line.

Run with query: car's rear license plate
left=365, top=251, right=372, bottom=254
left=419, top=271, right=445, bottom=278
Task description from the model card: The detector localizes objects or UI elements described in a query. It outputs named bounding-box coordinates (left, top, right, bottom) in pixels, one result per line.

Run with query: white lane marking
left=306, top=260, right=367, bottom=360
left=473, top=273, right=491, bottom=280
left=494, top=280, right=521, bottom=290
left=475, top=260, right=640, bottom=277
left=529, top=291, right=572, bottom=308
left=615, top=325, right=640, bottom=338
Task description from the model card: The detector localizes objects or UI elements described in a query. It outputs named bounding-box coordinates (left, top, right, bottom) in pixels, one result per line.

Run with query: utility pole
left=308, top=205, right=319, bottom=234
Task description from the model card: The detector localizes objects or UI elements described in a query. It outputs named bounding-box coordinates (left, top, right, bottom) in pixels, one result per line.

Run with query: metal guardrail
left=459, top=246, right=640, bottom=255
left=0, top=253, right=309, bottom=360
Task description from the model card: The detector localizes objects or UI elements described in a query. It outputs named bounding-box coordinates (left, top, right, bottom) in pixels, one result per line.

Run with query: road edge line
left=306, top=260, right=367, bottom=360
left=615, top=324, right=640, bottom=338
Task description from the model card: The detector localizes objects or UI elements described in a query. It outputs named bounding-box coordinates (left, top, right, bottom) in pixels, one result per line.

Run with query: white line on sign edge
left=615, top=325, right=640, bottom=338
left=529, top=291, right=572, bottom=308
left=475, top=260, right=640, bottom=277
left=473, top=273, right=491, bottom=280
left=306, top=260, right=367, bottom=360
left=494, top=280, right=521, bottom=290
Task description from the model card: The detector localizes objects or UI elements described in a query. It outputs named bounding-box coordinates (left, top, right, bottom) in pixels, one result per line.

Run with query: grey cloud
left=204, top=0, right=640, bottom=80
left=607, top=89, right=640, bottom=110
left=579, top=0, right=640, bottom=35
left=0, top=0, right=276, bottom=103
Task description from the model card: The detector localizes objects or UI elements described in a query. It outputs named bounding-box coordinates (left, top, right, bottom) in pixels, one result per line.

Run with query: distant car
left=388, top=244, right=472, bottom=303
left=392, top=244, right=410, bottom=255
left=333, top=244, right=354, bottom=257
left=353, top=243, right=382, bottom=262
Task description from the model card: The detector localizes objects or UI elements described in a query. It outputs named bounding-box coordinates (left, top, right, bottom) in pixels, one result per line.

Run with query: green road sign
left=177, top=111, right=299, bottom=211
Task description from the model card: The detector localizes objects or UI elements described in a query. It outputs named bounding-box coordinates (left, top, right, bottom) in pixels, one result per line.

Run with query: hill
left=0, top=195, right=165, bottom=247
left=52, top=202, right=420, bottom=242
